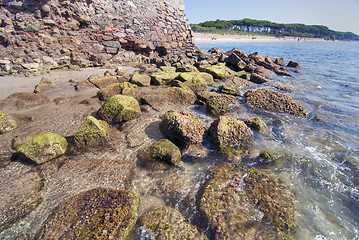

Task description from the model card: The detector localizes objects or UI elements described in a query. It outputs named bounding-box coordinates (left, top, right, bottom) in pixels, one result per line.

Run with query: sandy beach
left=193, top=32, right=327, bottom=44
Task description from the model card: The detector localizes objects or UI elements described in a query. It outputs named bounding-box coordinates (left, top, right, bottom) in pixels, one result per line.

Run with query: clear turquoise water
left=197, top=41, right=359, bottom=239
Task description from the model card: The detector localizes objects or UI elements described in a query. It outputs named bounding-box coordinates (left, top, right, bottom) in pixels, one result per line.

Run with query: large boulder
left=97, top=82, right=138, bottom=100
left=206, top=94, right=238, bottom=115
left=244, top=88, right=308, bottom=117
left=200, top=164, right=297, bottom=239
left=97, top=94, right=141, bottom=124
left=0, top=110, right=17, bottom=134
left=36, top=188, right=139, bottom=240
left=16, top=132, right=68, bottom=164
left=160, top=110, right=205, bottom=145
left=138, top=206, right=206, bottom=240
left=220, top=76, right=253, bottom=96
left=74, top=116, right=110, bottom=148
left=209, top=116, right=253, bottom=154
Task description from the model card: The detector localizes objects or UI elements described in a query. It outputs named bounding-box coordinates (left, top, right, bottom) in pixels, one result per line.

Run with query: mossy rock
left=130, top=74, right=151, bottom=87
left=244, top=117, right=269, bottom=133
left=176, top=65, right=199, bottom=72
left=160, top=110, right=205, bottom=145
left=244, top=88, right=308, bottom=117
left=138, top=139, right=181, bottom=170
left=0, top=166, right=44, bottom=232
left=138, top=206, right=206, bottom=240
left=97, top=94, right=141, bottom=124
left=150, top=70, right=179, bottom=85
left=97, top=82, right=138, bottom=101
left=36, top=188, right=139, bottom=240
left=0, top=110, right=17, bottom=134
left=204, top=64, right=236, bottom=79
left=177, top=72, right=214, bottom=85
left=159, top=66, right=176, bottom=72
left=89, top=76, right=119, bottom=89
left=256, top=150, right=293, bottom=167
left=33, top=77, right=57, bottom=93
left=220, top=76, right=253, bottom=96
left=74, top=116, right=110, bottom=148
left=200, top=164, right=297, bottom=240
left=206, top=94, right=238, bottom=115
left=209, top=116, right=253, bottom=154
left=196, top=90, right=219, bottom=103
left=16, top=132, right=68, bottom=164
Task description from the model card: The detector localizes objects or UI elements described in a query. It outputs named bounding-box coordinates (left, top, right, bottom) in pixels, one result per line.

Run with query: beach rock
left=97, top=94, right=141, bottom=124
left=138, top=206, right=206, bottom=240
left=209, top=116, right=253, bottom=154
left=97, top=82, right=138, bottom=101
left=204, top=63, right=236, bottom=79
left=254, top=66, right=275, bottom=78
left=0, top=111, right=17, bottom=134
left=130, top=74, right=151, bottom=86
left=36, top=188, right=139, bottom=240
left=244, top=117, right=269, bottom=133
left=196, top=90, right=219, bottom=103
left=160, top=110, right=205, bottom=145
left=89, top=76, right=120, bottom=89
left=250, top=72, right=268, bottom=84
left=226, top=52, right=247, bottom=70
left=1, top=92, right=50, bottom=110
left=0, top=164, right=43, bottom=232
left=16, top=132, right=68, bottom=164
left=200, top=164, right=297, bottom=239
left=74, top=116, right=110, bottom=148
left=244, top=88, right=308, bottom=117
left=33, top=77, right=56, bottom=93
left=150, top=69, right=179, bottom=85
left=176, top=65, right=199, bottom=72
left=287, top=61, right=301, bottom=69
left=220, top=76, right=253, bottom=96
left=177, top=71, right=214, bottom=85
left=275, top=57, right=285, bottom=66
left=206, top=94, right=238, bottom=115
left=138, top=139, right=181, bottom=169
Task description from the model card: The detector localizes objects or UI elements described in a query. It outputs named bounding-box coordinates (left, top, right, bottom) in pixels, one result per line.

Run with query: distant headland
left=191, top=18, right=359, bottom=41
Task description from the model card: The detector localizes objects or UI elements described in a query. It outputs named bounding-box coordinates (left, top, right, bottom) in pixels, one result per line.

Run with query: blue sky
left=183, top=0, right=359, bottom=34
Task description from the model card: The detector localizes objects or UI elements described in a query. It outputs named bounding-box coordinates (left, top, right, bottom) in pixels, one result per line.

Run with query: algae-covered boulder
left=33, top=77, right=56, bottom=93
left=150, top=69, right=179, bottom=85
left=220, top=76, right=253, bottom=96
left=130, top=73, right=151, bottom=86
left=244, top=88, right=308, bottom=117
left=160, top=110, right=205, bottom=145
left=97, top=94, right=141, bottom=124
left=138, top=206, right=206, bottom=240
left=196, top=90, right=219, bottom=103
left=177, top=72, right=214, bottom=85
left=36, top=188, right=139, bottom=240
left=89, top=75, right=120, bottom=89
left=97, top=82, right=138, bottom=100
left=244, top=117, right=269, bottom=133
left=206, top=94, right=238, bottom=115
left=16, top=132, right=68, bottom=164
left=204, top=63, right=236, bottom=79
left=200, top=164, right=297, bottom=240
left=0, top=110, right=17, bottom=134
left=209, top=116, right=253, bottom=154
left=74, top=116, right=110, bottom=148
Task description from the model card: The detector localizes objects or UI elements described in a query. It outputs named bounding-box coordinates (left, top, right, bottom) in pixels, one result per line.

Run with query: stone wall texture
left=0, top=0, right=194, bottom=75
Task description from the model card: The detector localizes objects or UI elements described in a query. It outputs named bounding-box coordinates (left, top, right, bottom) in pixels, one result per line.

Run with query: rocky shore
left=0, top=41, right=306, bottom=239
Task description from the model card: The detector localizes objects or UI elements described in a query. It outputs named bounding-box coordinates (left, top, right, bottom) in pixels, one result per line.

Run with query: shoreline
left=193, top=32, right=328, bottom=44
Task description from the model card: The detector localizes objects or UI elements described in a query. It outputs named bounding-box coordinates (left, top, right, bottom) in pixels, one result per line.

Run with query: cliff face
left=0, top=0, right=194, bottom=75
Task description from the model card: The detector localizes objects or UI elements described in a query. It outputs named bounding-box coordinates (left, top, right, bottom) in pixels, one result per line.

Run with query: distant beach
left=193, top=32, right=327, bottom=43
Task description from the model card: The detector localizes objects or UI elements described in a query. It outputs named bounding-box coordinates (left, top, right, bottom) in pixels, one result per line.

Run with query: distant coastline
left=193, top=32, right=328, bottom=44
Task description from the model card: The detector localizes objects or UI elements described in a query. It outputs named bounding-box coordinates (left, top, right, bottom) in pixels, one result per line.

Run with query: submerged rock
left=74, top=116, right=110, bottom=148
left=160, top=110, right=205, bottom=145
left=97, top=82, right=138, bottom=100
left=209, top=116, right=253, bottom=154
left=97, top=94, right=141, bottom=124
left=220, top=76, right=253, bottom=96
left=0, top=110, right=17, bottom=134
left=244, top=117, right=269, bottom=133
left=206, top=94, right=238, bottom=115
left=200, top=164, right=297, bottom=240
left=36, top=188, right=139, bottom=240
left=244, top=88, right=308, bottom=117
left=16, top=132, right=68, bottom=164
left=138, top=206, right=206, bottom=240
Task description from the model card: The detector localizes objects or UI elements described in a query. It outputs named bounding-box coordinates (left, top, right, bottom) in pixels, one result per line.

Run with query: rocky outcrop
left=0, top=0, right=193, bottom=75
left=36, top=188, right=139, bottom=239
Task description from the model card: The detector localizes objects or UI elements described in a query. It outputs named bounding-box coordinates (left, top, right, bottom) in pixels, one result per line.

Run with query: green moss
left=0, top=110, right=17, bottom=134
left=97, top=82, right=138, bottom=100
left=204, top=64, right=236, bottom=79
left=150, top=70, right=179, bottom=85
left=130, top=74, right=151, bottom=86
left=74, top=116, right=110, bottom=148
left=177, top=72, right=214, bottom=85
left=149, top=139, right=181, bottom=166
left=97, top=94, right=141, bottom=124
left=16, top=132, right=68, bottom=164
